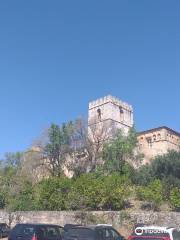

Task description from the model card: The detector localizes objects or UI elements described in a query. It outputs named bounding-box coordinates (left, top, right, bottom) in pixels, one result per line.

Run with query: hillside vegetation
left=0, top=120, right=179, bottom=212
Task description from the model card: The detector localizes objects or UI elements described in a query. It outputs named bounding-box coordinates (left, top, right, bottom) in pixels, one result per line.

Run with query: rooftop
left=138, top=126, right=180, bottom=137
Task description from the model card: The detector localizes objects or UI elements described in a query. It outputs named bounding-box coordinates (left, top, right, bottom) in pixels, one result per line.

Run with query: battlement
left=89, top=95, right=133, bottom=111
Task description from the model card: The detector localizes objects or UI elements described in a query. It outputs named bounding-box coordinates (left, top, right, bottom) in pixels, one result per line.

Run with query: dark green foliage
left=34, top=177, right=72, bottom=210
left=3, top=174, right=131, bottom=211
left=136, top=179, right=163, bottom=210
left=133, top=150, right=180, bottom=187
left=151, top=151, right=180, bottom=182
left=2, top=152, right=22, bottom=167
left=102, top=128, right=138, bottom=174
left=0, top=122, right=179, bottom=212
left=132, top=164, right=154, bottom=185
left=67, top=173, right=131, bottom=210
left=170, top=188, right=180, bottom=211
left=43, top=122, right=74, bottom=176
left=67, top=173, right=103, bottom=210
left=7, top=182, right=35, bottom=211
left=0, top=192, right=6, bottom=209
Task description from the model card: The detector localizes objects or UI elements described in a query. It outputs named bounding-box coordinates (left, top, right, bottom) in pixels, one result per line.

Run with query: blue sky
left=0, top=0, right=180, bottom=157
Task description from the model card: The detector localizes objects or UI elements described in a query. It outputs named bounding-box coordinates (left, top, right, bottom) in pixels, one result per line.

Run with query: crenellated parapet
left=89, top=95, right=133, bottom=112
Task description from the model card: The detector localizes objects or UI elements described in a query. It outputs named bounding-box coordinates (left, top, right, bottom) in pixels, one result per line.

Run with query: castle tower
left=88, top=95, right=133, bottom=138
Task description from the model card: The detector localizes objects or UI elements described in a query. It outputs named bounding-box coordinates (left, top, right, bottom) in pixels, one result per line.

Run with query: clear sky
left=0, top=0, right=180, bottom=157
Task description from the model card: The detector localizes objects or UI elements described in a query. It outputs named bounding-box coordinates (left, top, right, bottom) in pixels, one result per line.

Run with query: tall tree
left=68, top=118, right=110, bottom=175
left=43, top=123, right=74, bottom=177
left=2, top=152, right=23, bottom=168
left=102, top=128, right=138, bottom=173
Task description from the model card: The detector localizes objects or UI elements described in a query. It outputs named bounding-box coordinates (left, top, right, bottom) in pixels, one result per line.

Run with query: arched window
left=119, top=106, right=124, bottom=114
left=119, top=106, right=124, bottom=121
left=97, top=108, right=101, bottom=121
left=147, top=137, right=152, bottom=148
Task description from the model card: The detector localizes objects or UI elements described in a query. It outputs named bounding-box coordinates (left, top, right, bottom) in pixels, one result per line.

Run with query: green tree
left=151, top=151, right=180, bottom=183
left=169, top=188, right=180, bottom=211
left=136, top=179, right=163, bottom=210
left=99, top=174, right=131, bottom=210
left=7, top=181, right=35, bottom=211
left=2, top=152, right=23, bottom=167
left=102, top=128, right=138, bottom=173
left=43, top=122, right=74, bottom=176
left=133, top=150, right=180, bottom=188
left=132, top=164, right=154, bottom=185
left=67, top=173, right=131, bottom=210
left=34, top=177, right=72, bottom=210
left=67, top=173, right=103, bottom=210
left=0, top=151, right=24, bottom=209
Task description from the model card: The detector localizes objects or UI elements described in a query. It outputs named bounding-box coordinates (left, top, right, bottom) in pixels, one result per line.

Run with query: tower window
left=119, top=106, right=124, bottom=122
left=119, top=106, right=124, bottom=114
left=157, top=133, right=161, bottom=140
left=97, top=108, right=101, bottom=121
left=146, top=137, right=152, bottom=148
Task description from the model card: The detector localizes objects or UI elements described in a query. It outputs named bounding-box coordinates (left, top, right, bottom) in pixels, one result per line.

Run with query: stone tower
left=88, top=95, right=133, bottom=138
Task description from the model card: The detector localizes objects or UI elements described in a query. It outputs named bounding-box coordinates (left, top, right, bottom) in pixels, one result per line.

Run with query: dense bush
left=0, top=126, right=179, bottom=212
left=133, top=151, right=180, bottom=187
left=169, top=188, right=180, bottom=211
left=4, top=173, right=131, bottom=211
left=7, top=182, right=35, bottom=211
left=34, top=177, right=72, bottom=210
left=0, top=192, right=6, bottom=209
left=71, top=173, right=131, bottom=210
left=97, top=174, right=131, bottom=210
left=136, top=180, right=163, bottom=210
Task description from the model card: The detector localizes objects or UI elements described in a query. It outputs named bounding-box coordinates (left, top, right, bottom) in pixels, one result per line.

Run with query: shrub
left=7, top=182, right=35, bottom=211
left=136, top=180, right=163, bottom=210
left=67, top=173, right=103, bottom=210
left=67, top=173, right=131, bottom=210
left=0, top=192, right=6, bottom=209
left=99, top=174, right=131, bottom=210
left=170, top=188, right=180, bottom=211
left=34, top=177, right=72, bottom=210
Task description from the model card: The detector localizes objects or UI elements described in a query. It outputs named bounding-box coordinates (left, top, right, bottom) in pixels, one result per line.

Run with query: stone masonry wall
left=0, top=211, right=179, bottom=236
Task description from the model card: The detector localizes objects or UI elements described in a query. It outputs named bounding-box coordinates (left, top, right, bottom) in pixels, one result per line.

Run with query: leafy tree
left=0, top=151, right=38, bottom=210
left=151, top=151, right=180, bottom=182
left=67, top=173, right=131, bottom=210
left=102, top=128, right=138, bottom=173
left=136, top=180, right=163, bottom=210
left=69, top=118, right=110, bottom=175
left=2, top=152, right=23, bottom=167
left=132, top=164, right=154, bottom=185
left=99, top=174, right=131, bottom=210
left=0, top=192, right=6, bottom=209
left=169, top=187, right=180, bottom=211
left=43, top=123, right=74, bottom=177
left=21, top=148, right=45, bottom=184
left=67, top=173, right=103, bottom=210
left=133, top=151, right=180, bottom=188
left=7, top=182, right=35, bottom=211
left=34, top=177, right=72, bottom=210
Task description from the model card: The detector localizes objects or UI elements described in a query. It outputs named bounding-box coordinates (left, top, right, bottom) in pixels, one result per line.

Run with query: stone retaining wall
left=0, top=211, right=179, bottom=237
